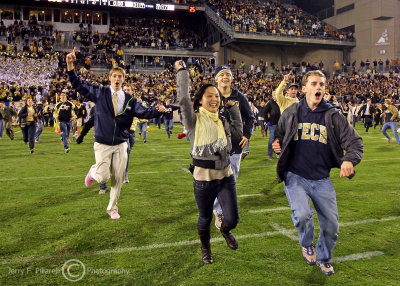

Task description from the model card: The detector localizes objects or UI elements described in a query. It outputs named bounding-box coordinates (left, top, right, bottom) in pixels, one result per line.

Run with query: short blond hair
left=301, top=70, right=326, bottom=87
left=109, top=67, right=126, bottom=78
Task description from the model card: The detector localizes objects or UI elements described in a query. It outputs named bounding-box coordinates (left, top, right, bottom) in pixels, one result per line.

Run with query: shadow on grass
left=304, top=268, right=328, bottom=285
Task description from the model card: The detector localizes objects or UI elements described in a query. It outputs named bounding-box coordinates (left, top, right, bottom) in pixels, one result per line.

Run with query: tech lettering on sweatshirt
left=293, top=123, right=327, bottom=144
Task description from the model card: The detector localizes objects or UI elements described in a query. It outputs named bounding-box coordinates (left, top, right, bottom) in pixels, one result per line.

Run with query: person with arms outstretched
left=66, top=47, right=165, bottom=219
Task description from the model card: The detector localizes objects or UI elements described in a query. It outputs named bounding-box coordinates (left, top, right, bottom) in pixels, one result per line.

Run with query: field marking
left=271, top=223, right=298, bottom=240
left=237, top=194, right=265, bottom=198
left=2, top=216, right=398, bottom=266
left=2, top=155, right=400, bottom=182
left=0, top=171, right=185, bottom=182
left=181, top=168, right=191, bottom=174
left=248, top=207, right=291, bottom=213
left=339, top=216, right=400, bottom=227
left=331, top=251, right=384, bottom=263
left=362, top=158, right=400, bottom=162
left=162, top=155, right=184, bottom=157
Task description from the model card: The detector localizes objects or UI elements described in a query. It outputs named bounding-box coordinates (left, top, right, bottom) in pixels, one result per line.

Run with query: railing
left=204, top=5, right=234, bottom=38
left=233, top=30, right=355, bottom=43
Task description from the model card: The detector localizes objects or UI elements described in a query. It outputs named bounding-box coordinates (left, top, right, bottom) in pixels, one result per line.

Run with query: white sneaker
left=213, top=210, right=224, bottom=230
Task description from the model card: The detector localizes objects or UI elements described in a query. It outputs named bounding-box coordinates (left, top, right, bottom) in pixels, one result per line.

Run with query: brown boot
left=198, top=227, right=213, bottom=264
left=220, top=223, right=238, bottom=250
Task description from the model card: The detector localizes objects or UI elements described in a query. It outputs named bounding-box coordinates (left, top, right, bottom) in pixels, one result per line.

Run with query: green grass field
left=0, top=123, right=399, bottom=286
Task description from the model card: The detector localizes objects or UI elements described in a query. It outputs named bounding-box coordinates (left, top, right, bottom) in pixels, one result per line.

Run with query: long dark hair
left=192, top=84, right=222, bottom=112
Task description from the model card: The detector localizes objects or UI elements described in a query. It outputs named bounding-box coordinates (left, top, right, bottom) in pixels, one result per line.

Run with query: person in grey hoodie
left=272, top=70, right=363, bottom=276
left=175, top=61, right=243, bottom=264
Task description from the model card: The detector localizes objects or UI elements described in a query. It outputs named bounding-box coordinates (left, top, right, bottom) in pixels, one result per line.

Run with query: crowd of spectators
left=0, top=54, right=59, bottom=102
left=1, top=51, right=398, bottom=113
left=1, top=52, right=398, bottom=140
left=71, top=18, right=206, bottom=67
left=0, top=18, right=56, bottom=55
left=207, top=0, right=354, bottom=41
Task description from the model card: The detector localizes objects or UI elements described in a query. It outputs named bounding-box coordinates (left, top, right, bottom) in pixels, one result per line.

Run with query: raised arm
left=174, top=60, right=196, bottom=132
left=66, top=47, right=101, bottom=102
left=66, top=47, right=77, bottom=72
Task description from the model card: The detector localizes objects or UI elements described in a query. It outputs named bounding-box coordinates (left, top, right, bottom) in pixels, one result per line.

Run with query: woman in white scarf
left=175, top=61, right=243, bottom=264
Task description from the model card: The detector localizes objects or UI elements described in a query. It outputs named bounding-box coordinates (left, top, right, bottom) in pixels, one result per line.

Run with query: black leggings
left=194, top=175, right=239, bottom=230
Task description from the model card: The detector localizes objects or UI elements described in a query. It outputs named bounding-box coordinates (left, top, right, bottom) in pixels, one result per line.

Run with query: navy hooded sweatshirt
left=287, top=98, right=336, bottom=180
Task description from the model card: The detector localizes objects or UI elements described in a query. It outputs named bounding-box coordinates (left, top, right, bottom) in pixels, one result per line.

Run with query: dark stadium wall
left=217, top=42, right=342, bottom=75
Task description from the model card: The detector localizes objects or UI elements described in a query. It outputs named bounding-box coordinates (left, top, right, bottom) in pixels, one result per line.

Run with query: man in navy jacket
left=66, top=47, right=165, bottom=219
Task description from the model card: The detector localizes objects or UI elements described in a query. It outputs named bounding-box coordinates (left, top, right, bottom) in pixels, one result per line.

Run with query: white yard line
left=181, top=168, right=191, bottom=174
left=362, top=158, right=400, bottom=162
left=270, top=223, right=298, bottom=241
left=248, top=207, right=291, bottom=213
left=331, top=251, right=384, bottom=263
left=162, top=155, right=185, bottom=157
left=0, top=170, right=185, bottom=182
left=2, top=155, right=399, bottom=182
left=2, top=216, right=398, bottom=266
left=237, top=194, right=265, bottom=198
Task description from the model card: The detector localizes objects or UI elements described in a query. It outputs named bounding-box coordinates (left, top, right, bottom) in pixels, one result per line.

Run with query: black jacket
left=264, top=99, right=281, bottom=125
left=221, top=88, right=254, bottom=154
left=358, top=104, right=376, bottom=118
left=18, top=105, right=37, bottom=124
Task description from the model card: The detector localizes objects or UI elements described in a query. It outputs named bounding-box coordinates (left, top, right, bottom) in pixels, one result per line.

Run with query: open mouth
left=315, top=92, right=322, bottom=98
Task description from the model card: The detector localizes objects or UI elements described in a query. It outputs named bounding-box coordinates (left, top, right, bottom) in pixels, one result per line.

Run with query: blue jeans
left=138, top=122, right=147, bottom=140
left=21, top=122, right=36, bottom=150
left=258, top=119, right=265, bottom=130
left=59, top=121, right=72, bottom=149
left=381, top=122, right=400, bottom=144
left=163, top=118, right=174, bottom=138
left=284, top=171, right=339, bottom=262
left=213, top=153, right=242, bottom=213
left=0, top=119, right=3, bottom=137
left=267, top=124, right=276, bottom=157
left=35, top=119, right=43, bottom=141
left=194, top=175, right=239, bottom=230
left=352, top=115, right=357, bottom=127
left=125, top=131, right=136, bottom=178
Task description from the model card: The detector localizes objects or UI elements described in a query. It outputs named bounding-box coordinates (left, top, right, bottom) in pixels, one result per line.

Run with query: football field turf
left=0, top=123, right=399, bottom=285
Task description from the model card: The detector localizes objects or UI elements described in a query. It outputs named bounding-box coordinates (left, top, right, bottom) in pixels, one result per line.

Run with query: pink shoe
left=110, top=212, right=120, bottom=219
left=85, top=171, right=94, bottom=187
left=177, top=133, right=187, bottom=139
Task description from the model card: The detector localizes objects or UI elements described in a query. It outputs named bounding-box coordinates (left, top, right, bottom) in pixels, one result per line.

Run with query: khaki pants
left=90, top=142, right=128, bottom=214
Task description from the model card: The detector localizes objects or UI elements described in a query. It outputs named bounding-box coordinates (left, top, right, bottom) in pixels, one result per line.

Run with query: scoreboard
left=34, top=0, right=175, bottom=10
